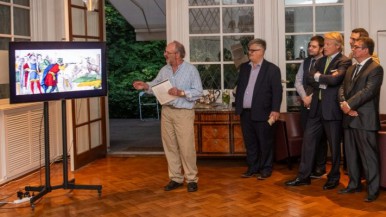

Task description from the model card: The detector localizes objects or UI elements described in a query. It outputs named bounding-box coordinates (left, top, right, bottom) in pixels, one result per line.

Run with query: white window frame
left=0, top=0, right=31, bottom=50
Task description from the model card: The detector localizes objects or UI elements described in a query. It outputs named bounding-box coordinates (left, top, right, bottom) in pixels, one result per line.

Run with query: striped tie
left=352, top=64, right=361, bottom=80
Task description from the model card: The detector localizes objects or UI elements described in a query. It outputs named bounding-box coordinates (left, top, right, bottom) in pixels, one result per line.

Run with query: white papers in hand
left=151, top=80, right=178, bottom=105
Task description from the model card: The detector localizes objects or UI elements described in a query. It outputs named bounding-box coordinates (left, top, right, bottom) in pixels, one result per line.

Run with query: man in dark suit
left=338, top=37, right=383, bottom=202
left=285, top=32, right=351, bottom=189
left=294, top=36, right=327, bottom=178
left=235, top=38, right=282, bottom=180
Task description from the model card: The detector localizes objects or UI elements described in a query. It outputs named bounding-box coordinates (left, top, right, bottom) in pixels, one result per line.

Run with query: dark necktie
left=352, top=64, right=361, bottom=80
left=309, top=58, right=316, bottom=72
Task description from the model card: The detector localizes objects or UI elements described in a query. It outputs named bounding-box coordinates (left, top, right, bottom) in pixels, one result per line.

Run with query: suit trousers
left=161, top=106, right=198, bottom=183
left=344, top=128, right=379, bottom=195
left=298, top=104, right=342, bottom=181
left=240, top=110, right=274, bottom=174
left=300, top=105, right=327, bottom=172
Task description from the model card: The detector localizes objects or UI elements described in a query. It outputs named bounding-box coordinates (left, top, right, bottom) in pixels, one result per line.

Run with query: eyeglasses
left=164, top=50, right=176, bottom=55
left=248, top=49, right=262, bottom=53
left=352, top=46, right=366, bottom=50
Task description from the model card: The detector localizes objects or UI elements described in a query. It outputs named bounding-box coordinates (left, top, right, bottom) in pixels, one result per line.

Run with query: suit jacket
left=338, top=59, right=384, bottom=130
left=307, top=53, right=351, bottom=120
left=235, top=59, right=282, bottom=121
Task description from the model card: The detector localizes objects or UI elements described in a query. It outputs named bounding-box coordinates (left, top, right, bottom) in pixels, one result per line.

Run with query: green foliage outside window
left=106, top=2, right=166, bottom=118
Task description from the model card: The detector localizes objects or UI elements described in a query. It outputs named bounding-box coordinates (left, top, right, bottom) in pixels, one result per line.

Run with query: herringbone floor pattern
left=1, top=156, right=386, bottom=217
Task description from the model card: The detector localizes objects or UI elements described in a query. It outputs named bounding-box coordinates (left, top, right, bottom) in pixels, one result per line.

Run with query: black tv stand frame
left=25, top=100, right=102, bottom=210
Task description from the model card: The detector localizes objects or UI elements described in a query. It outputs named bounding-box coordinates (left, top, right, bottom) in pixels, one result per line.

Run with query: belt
left=163, top=105, right=186, bottom=110
left=243, top=108, right=251, bottom=111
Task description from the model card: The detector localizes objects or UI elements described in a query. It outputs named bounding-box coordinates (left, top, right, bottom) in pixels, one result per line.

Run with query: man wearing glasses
left=133, top=41, right=203, bottom=192
left=235, top=38, right=282, bottom=180
left=349, top=28, right=380, bottom=64
left=338, top=37, right=383, bottom=202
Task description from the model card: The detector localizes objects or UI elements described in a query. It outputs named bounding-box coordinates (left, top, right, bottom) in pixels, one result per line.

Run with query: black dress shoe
left=257, top=172, right=271, bottom=180
left=187, top=182, right=198, bottom=192
left=364, top=193, right=379, bottom=202
left=241, top=171, right=258, bottom=178
left=338, top=187, right=362, bottom=194
left=323, top=180, right=339, bottom=190
left=285, top=177, right=311, bottom=186
left=164, top=180, right=183, bottom=191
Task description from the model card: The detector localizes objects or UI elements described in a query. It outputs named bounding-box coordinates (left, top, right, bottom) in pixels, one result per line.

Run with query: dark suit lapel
left=347, top=59, right=374, bottom=95
left=352, top=58, right=373, bottom=83
left=326, top=53, right=342, bottom=74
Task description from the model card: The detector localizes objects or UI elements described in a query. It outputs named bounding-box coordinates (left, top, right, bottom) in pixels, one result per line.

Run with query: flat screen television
left=8, top=41, right=107, bottom=103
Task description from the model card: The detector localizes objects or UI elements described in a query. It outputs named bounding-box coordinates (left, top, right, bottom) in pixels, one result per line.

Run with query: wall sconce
left=83, top=0, right=98, bottom=12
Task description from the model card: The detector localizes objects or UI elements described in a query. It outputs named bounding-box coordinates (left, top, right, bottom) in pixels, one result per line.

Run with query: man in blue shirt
left=133, top=41, right=203, bottom=192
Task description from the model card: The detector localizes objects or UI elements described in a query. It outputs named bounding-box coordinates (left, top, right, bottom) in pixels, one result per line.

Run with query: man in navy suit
left=235, top=38, right=282, bottom=180
left=338, top=37, right=383, bottom=202
left=285, top=32, right=351, bottom=189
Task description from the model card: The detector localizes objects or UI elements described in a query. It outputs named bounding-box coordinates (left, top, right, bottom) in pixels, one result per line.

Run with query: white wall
left=369, top=0, right=386, bottom=114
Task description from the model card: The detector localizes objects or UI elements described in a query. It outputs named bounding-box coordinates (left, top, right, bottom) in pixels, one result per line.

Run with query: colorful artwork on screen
left=14, top=49, right=102, bottom=96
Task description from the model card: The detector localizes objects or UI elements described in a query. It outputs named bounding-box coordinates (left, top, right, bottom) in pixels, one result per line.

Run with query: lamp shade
left=83, top=0, right=98, bottom=11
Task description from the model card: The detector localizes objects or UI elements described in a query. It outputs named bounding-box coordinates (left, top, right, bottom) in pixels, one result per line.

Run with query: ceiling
left=108, top=0, right=166, bottom=41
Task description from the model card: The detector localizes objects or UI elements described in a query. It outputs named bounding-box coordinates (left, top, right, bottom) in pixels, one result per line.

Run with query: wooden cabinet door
left=201, top=125, right=230, bottom=153
left=233, top=124, right=246, bottom=153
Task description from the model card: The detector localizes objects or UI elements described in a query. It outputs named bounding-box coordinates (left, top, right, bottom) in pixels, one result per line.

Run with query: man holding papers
left=133, top=40, right=203, bottom=192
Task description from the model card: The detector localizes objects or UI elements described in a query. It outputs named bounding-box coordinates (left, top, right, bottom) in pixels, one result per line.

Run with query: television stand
left=25, top=100, right=102, bottom=210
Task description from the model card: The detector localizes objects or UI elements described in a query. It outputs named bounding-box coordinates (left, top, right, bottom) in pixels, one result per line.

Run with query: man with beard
left=133, top=41, right=203, bottom=192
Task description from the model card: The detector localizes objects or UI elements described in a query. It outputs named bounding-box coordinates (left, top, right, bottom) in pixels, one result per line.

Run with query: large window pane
left=224, top=64, right=238, bottom=89
left=196, top=64, right=221, bottom=89
left=285, top=7, right=313, bottom=33
left=189, top=8, right=220, bottom=34
left=189, top=0, right=219, bottom=6
left=285, top=34, right=312, bottom=60
left=72, top=8, right=86, bottom=35
left=286, top=63, right=301, bottom=88
left=190, top=36, right=220, bottom=62
left=87, top=11, right=99, bottom=37
left=223, top=35, right=253, bottom=61
left=315, top=6, right=343, bottom=32
left=0, top=5, right=11, bottom=34
left=13, top=7, right=30, bottom=36
left=223, top=7, right=254, bottom=33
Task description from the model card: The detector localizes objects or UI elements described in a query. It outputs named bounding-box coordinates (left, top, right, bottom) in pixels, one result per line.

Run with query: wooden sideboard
left=194, top=107, right=246, bottom=156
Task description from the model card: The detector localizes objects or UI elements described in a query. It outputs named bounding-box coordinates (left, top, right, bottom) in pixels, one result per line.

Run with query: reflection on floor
left=109, top=119, right=163, bottom=154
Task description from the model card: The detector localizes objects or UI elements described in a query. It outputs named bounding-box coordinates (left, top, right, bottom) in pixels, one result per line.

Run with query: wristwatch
left=180, top=90, right=185, bottom=97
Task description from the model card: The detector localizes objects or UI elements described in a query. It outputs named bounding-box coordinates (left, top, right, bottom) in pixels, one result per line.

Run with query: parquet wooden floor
left=1, top=156, right=386, bottom=217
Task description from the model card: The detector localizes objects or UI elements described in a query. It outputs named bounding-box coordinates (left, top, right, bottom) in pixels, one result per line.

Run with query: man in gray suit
left=338, top=37, right=384, bottom=202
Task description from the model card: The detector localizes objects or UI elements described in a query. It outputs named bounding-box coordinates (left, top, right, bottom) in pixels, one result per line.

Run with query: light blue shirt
left=146, top=61, right=203, bottom=109
left=243, top=61, right=261, bottom=108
